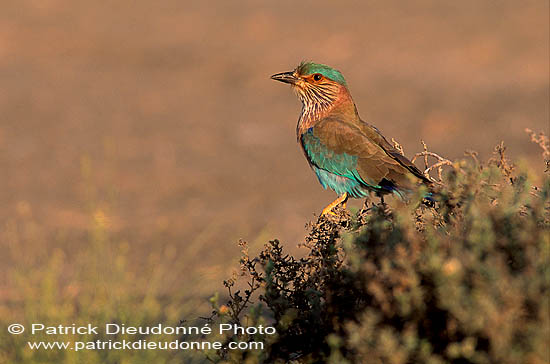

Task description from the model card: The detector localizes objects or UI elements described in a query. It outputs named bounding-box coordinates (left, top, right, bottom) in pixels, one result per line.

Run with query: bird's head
left=271, top=62, right=350, bottom=111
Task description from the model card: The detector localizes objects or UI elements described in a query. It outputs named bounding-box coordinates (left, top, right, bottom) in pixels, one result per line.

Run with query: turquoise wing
left=301, top=127, right=376, bottom=198
left=299, top=116, right=425, bottom=198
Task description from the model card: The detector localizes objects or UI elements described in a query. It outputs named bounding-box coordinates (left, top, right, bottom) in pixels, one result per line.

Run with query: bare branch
left=411, top=140, right=454, bottom=182
left=391, top=138, right=405, bottom=156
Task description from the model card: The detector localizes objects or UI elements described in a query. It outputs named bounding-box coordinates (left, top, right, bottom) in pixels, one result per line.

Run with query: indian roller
left=271, top=62, right=432, bottom=215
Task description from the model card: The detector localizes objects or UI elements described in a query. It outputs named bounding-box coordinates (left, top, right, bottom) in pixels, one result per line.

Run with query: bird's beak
left=270, top=71, right=299, bottom=85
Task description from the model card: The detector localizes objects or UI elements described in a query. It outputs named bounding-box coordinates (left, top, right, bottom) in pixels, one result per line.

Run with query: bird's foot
left=321, top=193, right=349, bottom=217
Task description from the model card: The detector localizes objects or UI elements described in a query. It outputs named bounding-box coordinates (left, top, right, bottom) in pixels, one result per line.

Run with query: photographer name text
left=9, top=323, right=276, bottom=336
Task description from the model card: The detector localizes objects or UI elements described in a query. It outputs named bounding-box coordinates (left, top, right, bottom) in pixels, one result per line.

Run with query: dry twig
left=489, top=142, right=514, bottom=180
left=464, top=150, right=480, bottom=167
left=391, top=138, right=405, bottom=156
left=411, top=140, right=454, bottom=183
left=525, top=128, right=549, bottom=172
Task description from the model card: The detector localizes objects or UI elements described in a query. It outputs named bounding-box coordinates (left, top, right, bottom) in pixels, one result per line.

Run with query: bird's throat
left=296, top=90, right=357, bottom=138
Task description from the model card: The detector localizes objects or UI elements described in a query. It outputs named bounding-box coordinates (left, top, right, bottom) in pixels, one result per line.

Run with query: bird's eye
left=313, top=74, right=322, bottom=81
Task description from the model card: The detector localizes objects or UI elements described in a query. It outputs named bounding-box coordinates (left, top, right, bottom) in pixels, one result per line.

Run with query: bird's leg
left=377, top=194, right=392, bottom=216
left=321, top=192, right=349, bottom=216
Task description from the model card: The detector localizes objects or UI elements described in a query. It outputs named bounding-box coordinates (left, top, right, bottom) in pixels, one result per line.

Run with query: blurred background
left=0, top=1, right=548, bottom=358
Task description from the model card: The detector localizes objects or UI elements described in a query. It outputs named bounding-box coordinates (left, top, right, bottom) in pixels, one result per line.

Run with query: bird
left=271, top=61, right=432, bottom=216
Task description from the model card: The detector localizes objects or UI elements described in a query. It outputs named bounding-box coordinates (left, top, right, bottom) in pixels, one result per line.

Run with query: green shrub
left=208, top=141, right=549, bottom=364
